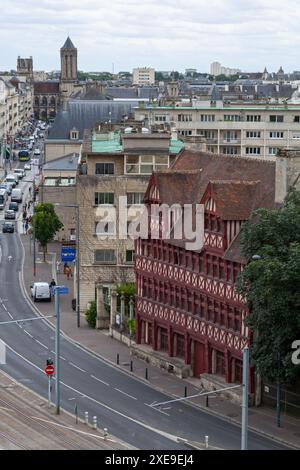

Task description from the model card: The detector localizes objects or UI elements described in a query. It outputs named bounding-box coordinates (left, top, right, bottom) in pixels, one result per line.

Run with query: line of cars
left=0, top=169, right=27, bottom=233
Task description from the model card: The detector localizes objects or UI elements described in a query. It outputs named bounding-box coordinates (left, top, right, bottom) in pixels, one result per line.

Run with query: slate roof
left=47, top=100, right=137, bottom=140
left=61, top=37, right=76, bottom=50
left=43, top=153, right=79, bottom=171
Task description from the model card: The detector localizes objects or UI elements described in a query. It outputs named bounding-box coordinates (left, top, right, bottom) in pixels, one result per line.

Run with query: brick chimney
left=275, top=149, right=300, bottom=203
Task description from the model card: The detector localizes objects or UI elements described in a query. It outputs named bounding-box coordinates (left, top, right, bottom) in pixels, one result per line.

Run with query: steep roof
left=61, top=37, right=76, bottom=50
left=34, top=81, right=60, bottom=94
left=47, top=100, right=136, bottom=140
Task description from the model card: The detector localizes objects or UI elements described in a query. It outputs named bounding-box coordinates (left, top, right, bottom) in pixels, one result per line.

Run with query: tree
left=32, top=203, right=63, bottom=262
left=86, top=300, right=97, bottom=328
left=236, top=189, right=300, bottom=384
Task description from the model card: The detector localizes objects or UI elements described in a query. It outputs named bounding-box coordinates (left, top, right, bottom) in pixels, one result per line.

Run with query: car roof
left=33, top=282, right=50, bottom=287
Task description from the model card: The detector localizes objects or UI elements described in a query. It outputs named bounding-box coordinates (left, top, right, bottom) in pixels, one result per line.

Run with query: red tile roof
left=34, top=81, right=60, bottom=94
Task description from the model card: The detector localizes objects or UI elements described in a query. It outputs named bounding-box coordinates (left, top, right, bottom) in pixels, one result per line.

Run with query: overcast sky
left=0, top=0, right=299, bottom=73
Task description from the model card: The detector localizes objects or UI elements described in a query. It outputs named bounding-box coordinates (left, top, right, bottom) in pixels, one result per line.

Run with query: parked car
left=30, top=282, right=51, bottom=302
left=24, top=163, right=31, bottom=171
left=4, top=209, right=16, bottom=220
left=0, top=188, right=8, bottom=210
left=2, top=222, right=15, bottom=233
left=34, top=148, right=41, bottom=155
left=5, top=175, right=17, bottom=188
left=9, top=202, right=19, bottom=212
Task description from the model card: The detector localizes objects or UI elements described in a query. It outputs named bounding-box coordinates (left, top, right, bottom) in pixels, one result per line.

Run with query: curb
left=18, top=235, right=299, bottom=451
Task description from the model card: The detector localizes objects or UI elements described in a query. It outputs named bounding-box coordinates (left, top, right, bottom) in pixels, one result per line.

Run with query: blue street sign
left=61, top=247, right=76, bottom=263
left=52, top=286, right=69, bottom=296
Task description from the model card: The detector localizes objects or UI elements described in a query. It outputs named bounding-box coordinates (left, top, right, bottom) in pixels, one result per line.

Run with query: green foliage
left=32, top=203, right=63, bottom=260
left=86, top=300, right=97, bottom=328
left=127, top=318, right=136, bottom=337
left=116, top=283, right=135, bottom=302
left=236, top=189, right=300, bottom=384
left=77, top=71, right=113, bottom=81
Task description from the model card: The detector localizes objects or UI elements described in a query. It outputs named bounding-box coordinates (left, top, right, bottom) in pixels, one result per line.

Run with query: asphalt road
left=0, top=144, right=291, bottom=450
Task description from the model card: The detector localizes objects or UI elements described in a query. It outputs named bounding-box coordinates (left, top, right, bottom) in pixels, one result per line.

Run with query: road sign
left=52, top=286, right=69, bottom=296
left=61, top=247, right=76, bottom=263
left=45, top=364, right=55, bottom=376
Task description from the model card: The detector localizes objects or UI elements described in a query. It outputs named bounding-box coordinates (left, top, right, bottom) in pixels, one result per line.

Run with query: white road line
left=61, top=356, right=66, bottom=361
left=115, top=388, right=137, bottom=400
left=2, top=305, right=7, bottom=312
left=90, top=375, right=109, bottom=386
left=144, top=403, right=170, bottom=416
left=34, top=339, right=48, bottom=350
left=69, top=362, right=86, bottom=373
left=23, top=330, right=33, bottom=338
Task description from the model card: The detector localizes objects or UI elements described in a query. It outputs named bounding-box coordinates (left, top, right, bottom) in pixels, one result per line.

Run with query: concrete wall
left=41, top=185, right=76, bottom=241
left=45, top=141, right=82, bottom=162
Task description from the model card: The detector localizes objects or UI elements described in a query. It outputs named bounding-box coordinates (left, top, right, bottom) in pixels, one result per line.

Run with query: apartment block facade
left=135, top=104, right=300, bottom=160
left=132, top=67, right=155, bottom=86
left=77, top=125, right=184, bottom=322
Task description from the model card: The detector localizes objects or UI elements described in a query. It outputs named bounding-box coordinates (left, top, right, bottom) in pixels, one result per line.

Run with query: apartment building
left=76, top=124, right=184, bottom=324
left=132, top=67, right=155, bottom=86
left=135, top=104, right=300, bottom=159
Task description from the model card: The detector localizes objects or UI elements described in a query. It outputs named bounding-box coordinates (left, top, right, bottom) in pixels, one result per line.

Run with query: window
left=294, top=116, right=300, bottom=123
left=221, top=147, right=238, bottom=155
left=95, top=193, right=114, bottom=205
left=269, top=131, right=284, bottom=139
left=178, top=114, right=192, bottom=122
left=94, top=250, right=116, bottom=263
left=246, top=147, right=261, bottom=155
left=95, top=163, right=114, bottom=175
left=127, top=192, right=144, bottom=205
left=224, top=114, right=240, bottom=122
left=179, top=130, right=192, bottom=136
left=269, top=115, right=284, bottom=122
left=125, top=250, right=134, bottom=263
left=246, top=115, right=261, bottom=122
left=292, top=132, right=300, bottom=139
left=246, top=131, right=261, bottom=138
left=200, top=114, right=215, bottom=122
left=155, top=115, right=167, bottom=122
left=269, top=147, right=278, bottom=155
left=125, top=155, right=169, bottom=175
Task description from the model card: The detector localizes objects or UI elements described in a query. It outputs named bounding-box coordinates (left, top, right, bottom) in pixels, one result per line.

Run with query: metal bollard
left=184, top=386, right=187, bottom=397
left=104, top=428, right=108, bottom=440
left=84, top=411, right=89, bottom=425
left=206, top=395, right=209, bottom=407
left=117, top=353, right=119, bottom=365
left=130, top=360, right=133, bottom=372
left=92, top=416, right=97, bottom=429
left=205, top=435, right=209, bottom=449
left=145, top=368, right=148, bottom=380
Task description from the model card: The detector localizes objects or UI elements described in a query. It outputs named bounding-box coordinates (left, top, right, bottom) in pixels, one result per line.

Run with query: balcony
left=222, top=139, right=241, bottom=145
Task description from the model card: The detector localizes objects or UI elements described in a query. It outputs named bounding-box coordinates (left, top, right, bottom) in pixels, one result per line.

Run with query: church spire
left=61, top=36, right=76, bottom=50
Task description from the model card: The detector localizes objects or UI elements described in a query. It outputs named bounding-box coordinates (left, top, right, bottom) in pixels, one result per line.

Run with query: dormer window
left=70, top=128, right=79, bottom=140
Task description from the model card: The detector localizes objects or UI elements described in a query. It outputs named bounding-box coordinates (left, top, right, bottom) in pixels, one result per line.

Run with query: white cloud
left=0, top=0, right=299, bottom=72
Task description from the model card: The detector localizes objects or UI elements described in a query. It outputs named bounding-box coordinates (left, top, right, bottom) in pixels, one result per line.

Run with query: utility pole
left=55, top=287, right=61, bottom=415
left=241, top=347, right=249, bottom=450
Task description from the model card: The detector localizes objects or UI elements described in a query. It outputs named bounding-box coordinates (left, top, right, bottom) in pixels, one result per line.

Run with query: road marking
left=115, top=388, right=137, bottom=400
left=2, top=305, right=7, bottom=312
left=69, top=362, right=86, bottom=373
left=23, top=330, right=33, bottom=338
left=90, top=375, right=109, bottom=386
left=144, top=403, right=170, bottom=416
left=61, top=356, right=66, bottom=361
left=34, top=339, right=48, bottom=350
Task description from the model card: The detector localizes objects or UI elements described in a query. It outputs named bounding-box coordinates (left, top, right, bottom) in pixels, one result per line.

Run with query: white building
left=210, top=61, right=241, bottom=77
left=132, top=67, right=155, bottom=86
left=135, top=102, right=300, bottom=160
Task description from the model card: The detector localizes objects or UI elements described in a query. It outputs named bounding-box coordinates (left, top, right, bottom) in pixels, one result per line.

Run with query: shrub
left=86, top=301, right=97, bottom=328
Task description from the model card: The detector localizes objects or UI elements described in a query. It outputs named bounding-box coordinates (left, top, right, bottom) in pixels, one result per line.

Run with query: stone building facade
left=76, top=124, right=184, bottom=322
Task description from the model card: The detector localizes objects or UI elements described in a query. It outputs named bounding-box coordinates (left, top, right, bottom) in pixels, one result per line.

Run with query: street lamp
left=251, top=253, right=281, bottom=427
left=54, top=203, right=80, bottom=328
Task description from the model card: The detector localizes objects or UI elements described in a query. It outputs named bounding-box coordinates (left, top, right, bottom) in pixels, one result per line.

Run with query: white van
left=11, top=188, right=23, bottom=203
left=0, top=188, right=8, bottom=210
left=30, top=282, right=51, bottom=302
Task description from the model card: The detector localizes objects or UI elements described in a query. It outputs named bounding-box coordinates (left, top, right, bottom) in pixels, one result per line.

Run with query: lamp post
left=54, top=203, right=80, bottom=328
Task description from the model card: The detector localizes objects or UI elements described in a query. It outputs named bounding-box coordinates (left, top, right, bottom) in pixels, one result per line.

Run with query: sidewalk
left=20, top=236, right=300, bottom=449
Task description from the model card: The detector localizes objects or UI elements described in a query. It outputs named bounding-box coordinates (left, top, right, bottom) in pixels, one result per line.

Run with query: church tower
left=60, top=37, right=78, bottom=96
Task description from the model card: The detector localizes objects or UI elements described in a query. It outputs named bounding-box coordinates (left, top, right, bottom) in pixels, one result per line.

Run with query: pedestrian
left=56, top=260, right=61, bottom=274
left=22, top=221, right=26, bottom=233
left=25, top=220, right=29, bottom=234
left=64, top=262, right=68, bottom=274
left=65, top=265, right=71, bottom=280
left=29, top=186, right=32, bottom=196
left=49, top=278, right=56, bottom=289
left=23, top=210, right=27, bottom=221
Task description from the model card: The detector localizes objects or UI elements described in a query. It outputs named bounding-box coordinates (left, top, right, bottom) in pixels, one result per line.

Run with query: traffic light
left=46, top=358, right=53, bottom=366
